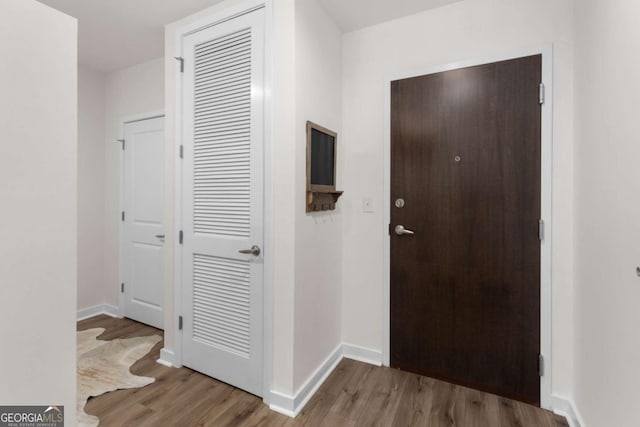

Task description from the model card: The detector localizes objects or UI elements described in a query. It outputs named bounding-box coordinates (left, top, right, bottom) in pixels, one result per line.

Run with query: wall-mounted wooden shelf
left=306, top=190, right=343, bottom=212
left=306, top=121, right=342, bottom=213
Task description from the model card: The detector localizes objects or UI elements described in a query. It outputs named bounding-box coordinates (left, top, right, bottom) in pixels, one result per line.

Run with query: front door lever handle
left=395, top=225, right=415, bottom=236
left=239, top=245, right=261, bottom=256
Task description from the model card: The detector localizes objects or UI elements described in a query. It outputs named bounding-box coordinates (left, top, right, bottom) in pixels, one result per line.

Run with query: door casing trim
left=382, top=45, right=553, bottom=409
left=117, top=110, right=166, bottom=320
left=171, top=0, right=274, bottom=404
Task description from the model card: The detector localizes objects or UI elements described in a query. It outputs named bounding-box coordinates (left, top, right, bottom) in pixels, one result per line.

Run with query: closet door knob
left=239, top=245, right=261, bottom=256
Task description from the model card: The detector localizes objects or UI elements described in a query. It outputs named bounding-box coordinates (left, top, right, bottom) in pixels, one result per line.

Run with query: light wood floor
left=78, top=315, right=568, bottom=426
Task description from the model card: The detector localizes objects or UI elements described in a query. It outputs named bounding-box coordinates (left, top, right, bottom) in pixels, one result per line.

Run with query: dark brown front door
left=390, top=55, right=542, bottom=405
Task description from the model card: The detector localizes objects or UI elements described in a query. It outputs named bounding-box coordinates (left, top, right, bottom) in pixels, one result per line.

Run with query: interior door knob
left=238, top=245, right=261, bottom=256
left=395, top=225, right=415, bottom=236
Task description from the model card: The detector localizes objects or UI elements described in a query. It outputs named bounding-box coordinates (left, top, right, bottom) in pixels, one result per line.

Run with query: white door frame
left=171, top=0, right=274, bottom=404
left=382, top=45, right=554, bottom=409
left=118, top=110, right=166, bottom=319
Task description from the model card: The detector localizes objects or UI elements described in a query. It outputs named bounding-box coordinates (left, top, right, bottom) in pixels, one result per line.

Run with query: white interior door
left=122, top=116, right=165, bottom=329
left=181, top=8, right=264, bottom=396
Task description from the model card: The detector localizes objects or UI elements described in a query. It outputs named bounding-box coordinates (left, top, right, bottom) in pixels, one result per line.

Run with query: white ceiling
left=38, top=0, right=463, bottom=72
left=319, top=0, right=463, bottom=32
left=38, top=0, right=225, bottom=72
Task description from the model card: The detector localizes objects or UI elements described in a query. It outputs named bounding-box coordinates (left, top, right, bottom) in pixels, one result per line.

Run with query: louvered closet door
left=181, top=8, right=264, bottom=396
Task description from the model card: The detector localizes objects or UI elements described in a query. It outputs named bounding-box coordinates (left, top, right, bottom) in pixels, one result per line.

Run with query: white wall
left=293, top=0, right=343, bottom=391
left=0, top=0, right=77, bottom=422
left=341, top=0, right=576, bottom=400
left=78, top=67, right=107, bottom=310
left=574, top=1, right=640, bottom=426
left=103, top=57, right=165, bottom=307
left=164, top=0, right=299, bottom=395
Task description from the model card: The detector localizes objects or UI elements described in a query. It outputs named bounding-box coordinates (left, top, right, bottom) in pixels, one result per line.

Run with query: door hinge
left=121, top=283, right=124, bottom=293
left=538, top=353, right=545, bottom=377
left=121, top=211, right=125, bottom=222
left=388, top=224, right=392, bottom=235
left=175, top=56, right=184, bottom=73
left=178, top=315, right=183, bottom=330
left=539, top=219, right=545, bottom=241
left=539, top=83, right=545, bottom=105
left=179, top=145, right=184, bottom=159
left=179, top=230, right=183, bottom=244
left=117, top=139, right=125, bottom=150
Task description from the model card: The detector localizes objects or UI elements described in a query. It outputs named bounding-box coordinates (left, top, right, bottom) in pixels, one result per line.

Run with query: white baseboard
left=269, top=342, right=382, bottom=418
left=552, top=395, right=585, bottom=427
left=157, top=348, right=178, bottom=368
left=269, top=343, right=343, bottom=418
left=77, top=304, right=121, bottom=321
left=294, top=344, right=343, bottom=413
left=342, top=343, right=383, bottom=366
left=268, top=390, right=296, bottom=418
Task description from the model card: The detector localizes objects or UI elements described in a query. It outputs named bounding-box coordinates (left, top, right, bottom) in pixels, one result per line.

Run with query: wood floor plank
left=458, top=385, right=492, bottom=427
left=296, top=359, right=369, bottom=426
left=237, top=403, right=292, bottom=427
left=391, top=371, right=435, bottom=427
left=78, top=316, right=569, bottom=426
left=427, top=378, right=458, bottom=426
left=297, top=377, right=360, bottom=427
left=496, top=396, right=528, bottom=427
left=354, top=366, right=406, bottom=426
left=327, top=361, right=376, bottom=420
left=96, top=401, right=155, bottom=427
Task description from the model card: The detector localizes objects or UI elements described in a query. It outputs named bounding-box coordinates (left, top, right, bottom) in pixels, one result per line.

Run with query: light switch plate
left=363, top=197, right=374, bottom=213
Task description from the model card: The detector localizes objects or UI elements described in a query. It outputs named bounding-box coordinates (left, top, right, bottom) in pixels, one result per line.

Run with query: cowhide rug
left=77, top=328, right=162, bottom=427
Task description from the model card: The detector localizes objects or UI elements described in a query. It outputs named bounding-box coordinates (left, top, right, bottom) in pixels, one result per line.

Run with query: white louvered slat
left=193, top=27, right=252, bottom=238
left=193, top=254, right=250, bottom=358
